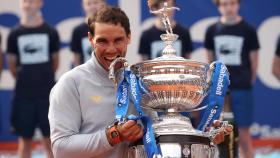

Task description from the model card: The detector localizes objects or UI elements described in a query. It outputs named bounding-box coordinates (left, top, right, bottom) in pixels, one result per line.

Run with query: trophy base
left=128, top=135, right=217, bottom=158
left=127, top=113, right=217, bottom=158
left=153, top=112, right=209, bottom=137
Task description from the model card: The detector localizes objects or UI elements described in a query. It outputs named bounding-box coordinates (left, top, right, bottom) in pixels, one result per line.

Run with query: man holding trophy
left=49, top=2, right=232, bottom=158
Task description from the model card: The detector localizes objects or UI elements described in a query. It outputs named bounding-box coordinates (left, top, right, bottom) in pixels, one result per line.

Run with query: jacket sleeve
left=48, top=73, right=114, bottom=158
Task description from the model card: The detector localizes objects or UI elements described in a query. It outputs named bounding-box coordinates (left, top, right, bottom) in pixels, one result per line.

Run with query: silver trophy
left=109, top=2, right=230, bottom=158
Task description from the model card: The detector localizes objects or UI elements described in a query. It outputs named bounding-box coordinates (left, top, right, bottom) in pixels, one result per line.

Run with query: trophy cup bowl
left=130, top=57, right=209, bottom=112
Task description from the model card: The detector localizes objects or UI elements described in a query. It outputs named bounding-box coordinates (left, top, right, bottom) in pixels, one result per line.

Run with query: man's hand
left=211, top=120, right=233, bottom=145
left=118, top=120, right=144, bottom=142
left=147, top=0, right=152, bottom=9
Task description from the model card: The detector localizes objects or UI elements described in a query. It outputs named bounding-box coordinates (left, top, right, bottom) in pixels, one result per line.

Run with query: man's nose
left=106, top=43, right=118, bottom=53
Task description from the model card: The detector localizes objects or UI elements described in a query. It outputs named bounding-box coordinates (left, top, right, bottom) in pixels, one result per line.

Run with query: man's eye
left=115, top=38, right=124, bottom=44
left=97, top=40, right=107, bottom=45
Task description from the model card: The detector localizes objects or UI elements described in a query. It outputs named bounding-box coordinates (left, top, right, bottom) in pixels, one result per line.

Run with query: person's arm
left=49, top=75, right=115, bottom=158
left=206, top=50, right=215, bottom=63
left=70, top=27, right=83, bottom=66
left=73, top=53, right=81, bottom=66
left=141, top=54, right=150, bottom=61
left=49, top=74, right=143, bottom=158
left=182, top=27, right=193, bottom=59
left=248, top=26, right=260, bottom=84
left=7, top=54, right=17, bottom=79
left=50, top=28, right=60, bottom=72
left=250, top=50, right=258, bottom=84
left=272, top=55, right=280, bottom=80
left=204, top=26, right=215, bottom=64
left=52, top=52, right=59, bottom=72
left=138, top=30, right=151, bottom=61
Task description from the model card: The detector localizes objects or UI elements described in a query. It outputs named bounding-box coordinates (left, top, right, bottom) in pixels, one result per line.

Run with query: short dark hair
left=213, top=0, right=240, bottom=6
left=150, top=0, right=176, bottom=9
left=87, top=6, right=131, bottom=36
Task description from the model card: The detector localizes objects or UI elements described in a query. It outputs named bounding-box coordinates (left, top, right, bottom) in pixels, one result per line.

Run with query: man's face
left=20, top=0, right=42, bottom=16
left=89, top=22, right=131, bottom=71
left=82, top=0, right=106, bottom=17
left=218, top=0, right=240, bottom=18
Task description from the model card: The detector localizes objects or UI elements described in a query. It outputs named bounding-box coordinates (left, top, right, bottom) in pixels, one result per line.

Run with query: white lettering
left=215, top=65, right=227, bottom=96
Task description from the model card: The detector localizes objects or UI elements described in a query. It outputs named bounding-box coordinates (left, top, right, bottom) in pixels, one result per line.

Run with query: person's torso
left=210, top=20, right=256, bottom=89
left=11, top=23, right=57, bottom=98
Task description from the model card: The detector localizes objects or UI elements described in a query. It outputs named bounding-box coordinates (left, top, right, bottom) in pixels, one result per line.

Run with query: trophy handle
left=208, top=121, right=233, bottom=143
left=205, top=62, right=216, bottom=93
left=109, top=57, right=129, bottom=86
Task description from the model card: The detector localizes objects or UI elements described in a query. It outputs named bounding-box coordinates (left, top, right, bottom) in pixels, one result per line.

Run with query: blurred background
left=0, top=0, right=279, bottom=157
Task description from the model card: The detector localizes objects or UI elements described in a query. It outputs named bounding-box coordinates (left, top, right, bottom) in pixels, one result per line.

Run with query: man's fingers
left=224, top=125, right=233, bottom=135
left=213, top=120, right=222, bottom=127
left=123, top=125, right=143, bottom=142
left=120, top=120, right=137, bottom=130
left=213, top=133, right=225, bottom=144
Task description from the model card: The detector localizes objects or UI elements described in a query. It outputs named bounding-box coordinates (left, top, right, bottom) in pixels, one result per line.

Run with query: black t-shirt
left=7, top=22, right=60, bottom=98
left=70, top=23, right=92, bottom=63
left=276, top=37, right=280, bottom=57
left=139, top=24, right=193, bottom=59
left=204, top=20, right=260, bottom=90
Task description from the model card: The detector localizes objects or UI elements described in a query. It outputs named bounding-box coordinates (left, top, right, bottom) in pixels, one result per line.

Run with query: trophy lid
left=131, top=2, right=208, bottom=74
left=129, top=3, right=209, bottom=112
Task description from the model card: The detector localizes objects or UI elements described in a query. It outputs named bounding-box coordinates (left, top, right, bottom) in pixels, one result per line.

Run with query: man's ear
left=88, top=32, right=94, bottom=47
left=127, top=34, right=131, bottom=44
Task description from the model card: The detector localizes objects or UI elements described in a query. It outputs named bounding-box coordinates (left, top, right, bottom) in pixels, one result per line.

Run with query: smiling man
left=48, top=6, right=145, bottom=158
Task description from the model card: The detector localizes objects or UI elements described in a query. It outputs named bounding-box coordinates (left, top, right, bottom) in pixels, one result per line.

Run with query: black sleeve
left=247, top=26, right=260, bottom=52
left=204, top=26, right=214, bottom=51
left=276, top=37, right=280, bottom=57
left=50, top=28, right=60, bottom=54
left=7, top=30, right=18, bottom=56
left=70, top=28, right=82, bottom=55
left=138, top=31, right=150, bottom=56
left=181, top=27, right=193, bottom=57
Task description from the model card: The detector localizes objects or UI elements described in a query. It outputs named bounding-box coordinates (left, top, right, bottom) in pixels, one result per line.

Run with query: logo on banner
left=216, top=65, right=227, bottom=96
left=119, top=84, right=128, bottom=105
left=130, top=74, right=138, bottom=102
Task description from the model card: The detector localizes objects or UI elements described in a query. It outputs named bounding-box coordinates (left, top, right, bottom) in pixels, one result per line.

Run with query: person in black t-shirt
left=6, top=0, right=59, bottom=157
left=70, top=0, right=106, bottom=66
left=204, top=0, right=259, bottom=158
left=272, top=37, right=280, bottom=80
left=139, top=0, right=193, bottom=61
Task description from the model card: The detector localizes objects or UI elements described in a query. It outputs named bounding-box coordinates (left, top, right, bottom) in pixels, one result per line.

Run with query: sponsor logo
left=202, top=105, right=218, bottom=130
left=119, top=84, right=128, bottom=105
left=130, top=74, right=139, bottom=102
left=216, top=64, right=227, bottom=96
left=145, top=127, right=151, bottom=144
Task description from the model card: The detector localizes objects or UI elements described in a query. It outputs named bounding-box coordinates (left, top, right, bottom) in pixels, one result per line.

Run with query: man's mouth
left=104, top=55, right=121, bottom=62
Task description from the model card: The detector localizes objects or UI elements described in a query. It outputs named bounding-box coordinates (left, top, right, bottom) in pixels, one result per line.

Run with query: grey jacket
left=48, top=55, right=155, bottom=158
